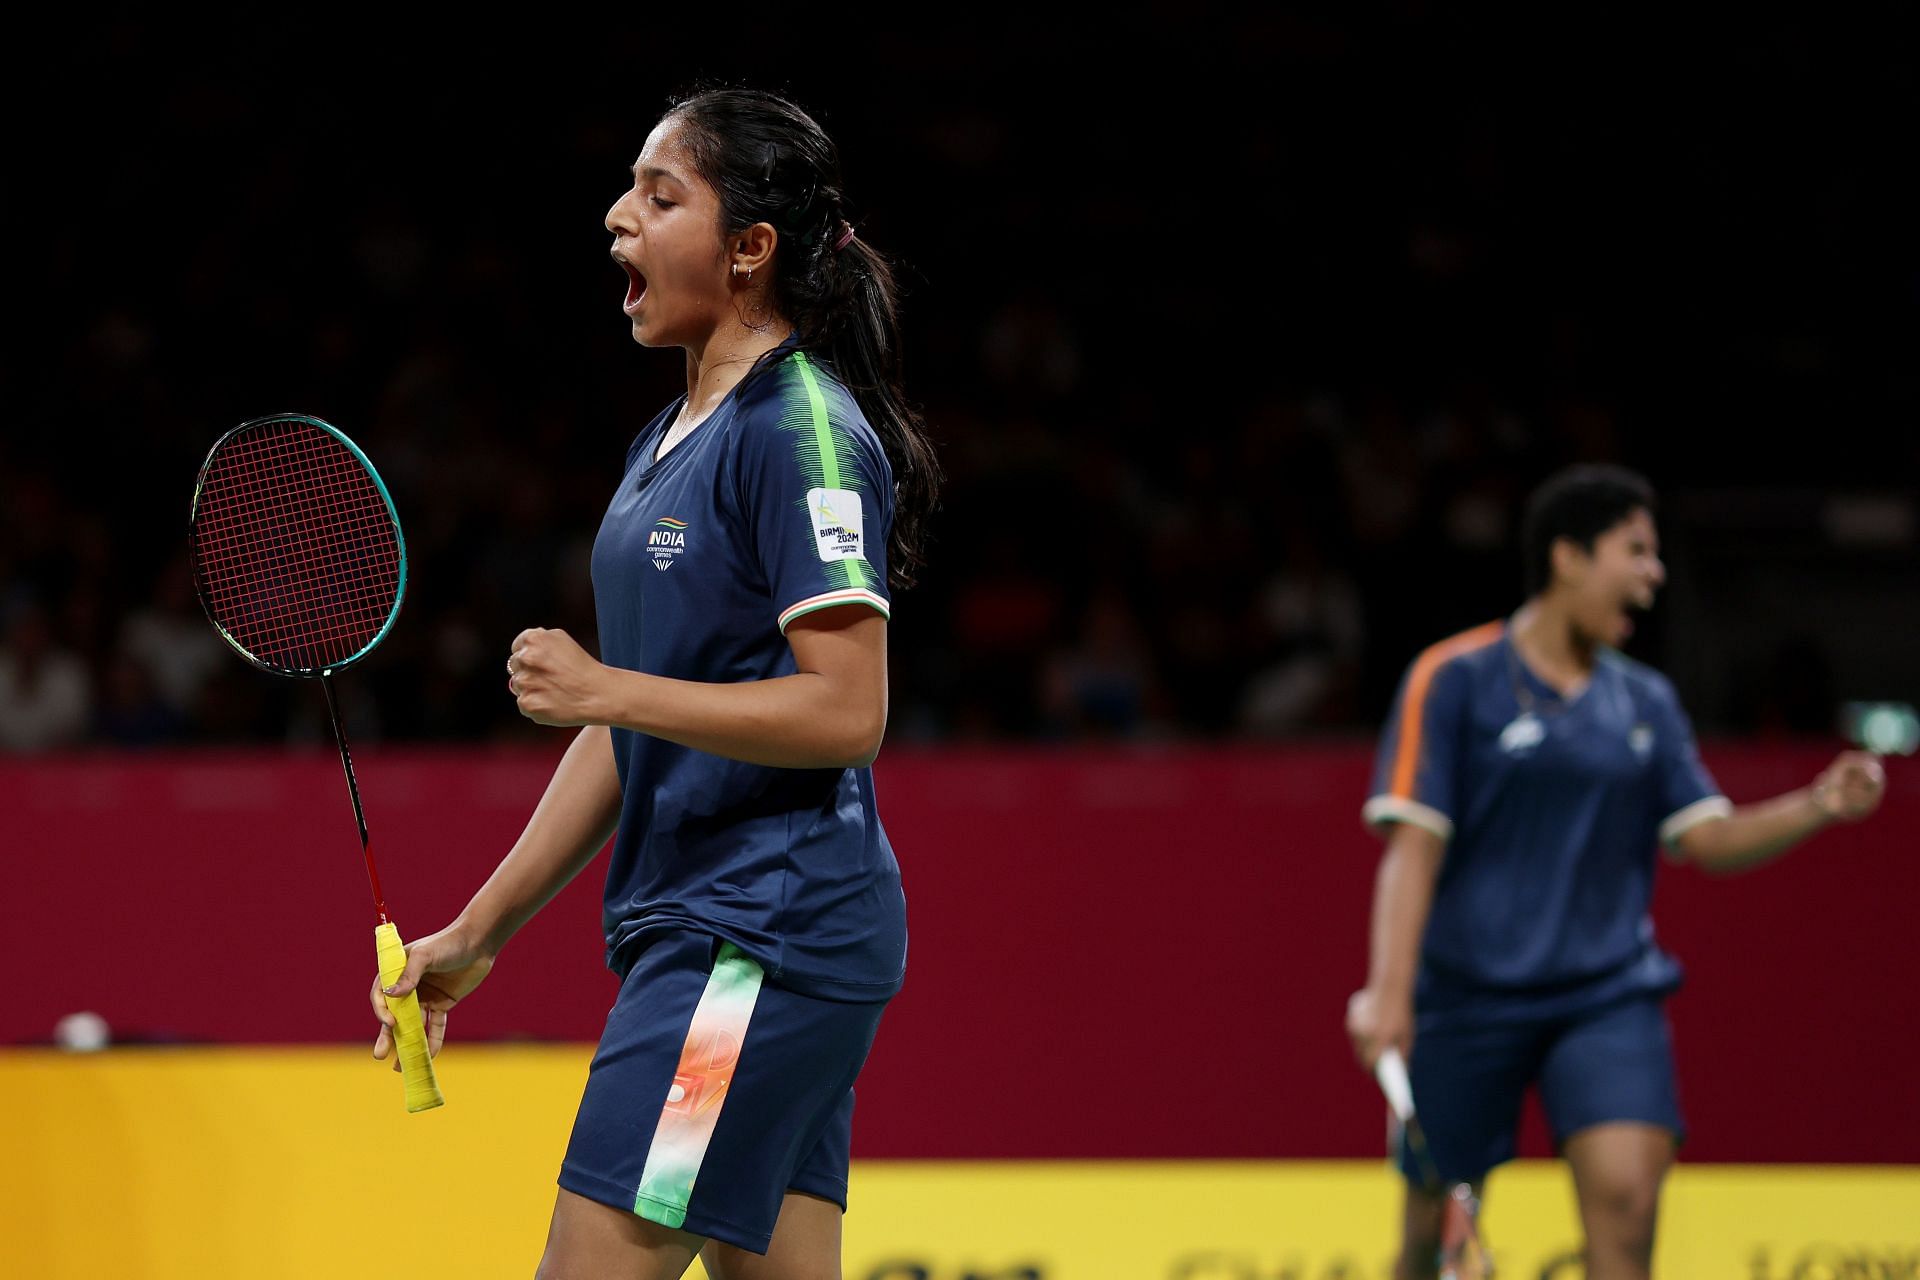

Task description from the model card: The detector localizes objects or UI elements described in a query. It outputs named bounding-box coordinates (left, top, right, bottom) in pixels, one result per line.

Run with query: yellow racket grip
left=375, top=922, right=445, bottom=1113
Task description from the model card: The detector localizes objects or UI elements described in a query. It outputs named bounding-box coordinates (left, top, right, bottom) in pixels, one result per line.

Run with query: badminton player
left=368, top=87, right=939, bottom=1279
left=1345, top=464, right=1885, bottom=1280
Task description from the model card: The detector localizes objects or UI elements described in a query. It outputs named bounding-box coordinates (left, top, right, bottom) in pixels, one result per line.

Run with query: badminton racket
left=1376, top=1047, right=1490, bottom=1279
left=189, top=411, right=443, bottom=1113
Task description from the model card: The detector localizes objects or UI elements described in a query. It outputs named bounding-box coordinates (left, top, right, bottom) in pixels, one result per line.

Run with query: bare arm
left=368, top=723, right=621, bottom=1061
left=1673, top=751, right=1886, bottom=874
left=455, top=722, right=624, bottom=954
left=1346, top=822, right=1447, bottom=1067
left=372, top=606, right=889, bottom=1063
left=507, top=608, right=888, bottom=769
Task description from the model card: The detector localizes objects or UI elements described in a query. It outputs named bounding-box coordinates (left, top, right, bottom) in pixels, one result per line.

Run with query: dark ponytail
left=664, top=87, right=941, bottom=589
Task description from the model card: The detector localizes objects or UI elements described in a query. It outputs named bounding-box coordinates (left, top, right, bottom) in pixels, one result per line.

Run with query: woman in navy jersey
left=368, top=88, right=938, bottom=1279
left=1346, top=465, right=1884, bottom=1280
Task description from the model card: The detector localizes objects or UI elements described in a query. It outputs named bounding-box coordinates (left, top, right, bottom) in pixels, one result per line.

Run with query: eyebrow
left=633, top=164, right=683, bottom=185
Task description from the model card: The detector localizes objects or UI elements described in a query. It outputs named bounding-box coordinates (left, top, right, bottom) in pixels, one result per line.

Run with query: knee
left=1591, top=1172, right=1660, bottom=1222
left=1583, top=1172, right=1662, bottom=1248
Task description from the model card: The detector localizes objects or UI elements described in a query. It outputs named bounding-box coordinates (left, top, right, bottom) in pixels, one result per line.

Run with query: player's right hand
left=1813, top=750, right=1887, bottom=822
left=1345, top=986, right=1414, bottom=1071
left=369, top=922, right=496, bottom=1071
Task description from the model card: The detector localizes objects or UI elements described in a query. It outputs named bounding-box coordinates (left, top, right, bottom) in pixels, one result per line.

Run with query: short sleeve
left=735, top=354, right=894, bottom=634
left=1361, top=654, right=1470, bottom=841
left=1647, top=678, right=1731, bottom=853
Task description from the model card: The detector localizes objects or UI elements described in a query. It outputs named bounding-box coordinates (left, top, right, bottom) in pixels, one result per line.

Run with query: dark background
left=4, top=8, right=1917, bottom=754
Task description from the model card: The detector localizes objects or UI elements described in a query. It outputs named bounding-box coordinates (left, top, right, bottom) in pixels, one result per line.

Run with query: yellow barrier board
left=2, top=1049, right=1915, bottom=1278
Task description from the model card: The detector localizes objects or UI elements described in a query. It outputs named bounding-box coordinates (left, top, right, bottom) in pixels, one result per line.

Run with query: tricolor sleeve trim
left=1362, top=794, right=1455, bottom=841
left=1659, top=795, right=1734, bottom=855
left=778, top=588, right=891, bottom=634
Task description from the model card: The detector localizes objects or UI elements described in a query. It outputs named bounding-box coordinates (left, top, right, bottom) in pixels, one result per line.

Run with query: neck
left=1511, top=597, right=1596, bottom=680
left=680, top=316, right=793, bottom=424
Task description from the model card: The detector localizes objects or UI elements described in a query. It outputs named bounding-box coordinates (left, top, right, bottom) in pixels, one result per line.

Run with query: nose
left=1648, top=554, right=1666, bottom=587
left=606, top=190, right=637, bottom=237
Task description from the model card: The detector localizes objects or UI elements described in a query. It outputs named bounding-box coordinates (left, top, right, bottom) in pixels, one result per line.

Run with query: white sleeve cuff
left=1362, top=795, right=1455, bottom=841
left=1660, top=795, right=1734, bottom=854
left=777, top=587, right=891, bottom=634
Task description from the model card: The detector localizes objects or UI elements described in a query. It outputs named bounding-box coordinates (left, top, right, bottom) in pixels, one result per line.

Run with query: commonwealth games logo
left=648, top=517, right=688, bottom=570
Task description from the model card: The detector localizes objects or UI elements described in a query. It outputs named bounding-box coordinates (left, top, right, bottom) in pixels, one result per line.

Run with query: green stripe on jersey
left=793, top=352, right=842, bottom=489
left=782, top=353, right=873, bottom=591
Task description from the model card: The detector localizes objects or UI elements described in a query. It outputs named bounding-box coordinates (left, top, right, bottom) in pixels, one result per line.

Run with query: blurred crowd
left=0, top=329, right=1554, bottom=750
left=3, top=12, right=1914, bottom=753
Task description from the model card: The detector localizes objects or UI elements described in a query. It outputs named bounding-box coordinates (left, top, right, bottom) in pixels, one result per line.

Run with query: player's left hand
left=1812, top=750, right=1886, bottom=822
left=508, top=627, right=611, bottom=726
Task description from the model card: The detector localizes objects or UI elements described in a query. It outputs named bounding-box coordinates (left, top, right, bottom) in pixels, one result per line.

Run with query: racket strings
left=193, top=420, right=401, bottom=671
left=200, top=490, right=393, bottom=617
left=199, top=436, right=392, bottom=652
left=202, top=437, right=397, bottom=668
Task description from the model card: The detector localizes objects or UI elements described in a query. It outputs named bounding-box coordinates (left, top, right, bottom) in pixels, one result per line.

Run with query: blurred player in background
left=368, top=87, right=939, bottom=1279
left=1345, top=464, right=1884, bottom=1280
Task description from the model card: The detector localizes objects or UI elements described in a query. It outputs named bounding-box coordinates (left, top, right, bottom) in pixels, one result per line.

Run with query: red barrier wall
left=4, top=744, right=1914, bottom=1162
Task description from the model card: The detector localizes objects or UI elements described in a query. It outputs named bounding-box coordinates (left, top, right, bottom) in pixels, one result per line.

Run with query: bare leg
left=1401, top=1178, right=1492, bottom=1280
left=701, top=1191, right=844, bottom=1280
left=536, top=1186, right=705, bottom=1280
left=1563, top=1122, right=1675, bottom=1280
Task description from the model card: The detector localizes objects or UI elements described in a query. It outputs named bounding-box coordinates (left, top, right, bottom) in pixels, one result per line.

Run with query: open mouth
left=1617, top=591, right=1655, bottom=638
left=615, top=255, right=646, bottom=314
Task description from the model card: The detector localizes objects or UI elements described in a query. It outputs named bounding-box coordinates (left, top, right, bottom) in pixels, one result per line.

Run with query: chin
left=629, top=308, right=694, bottom=350
left=1571, top=616, right=1622, bottom=650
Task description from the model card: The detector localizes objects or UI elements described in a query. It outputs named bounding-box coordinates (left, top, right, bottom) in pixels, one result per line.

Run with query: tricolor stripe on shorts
left=633, top=944, right=765, bottom=1228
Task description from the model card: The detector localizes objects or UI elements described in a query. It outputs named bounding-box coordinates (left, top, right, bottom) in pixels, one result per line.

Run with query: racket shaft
left=376, top=923, right=445, bottom=1113
left=1374, top=1048, right=1448, bottom=1189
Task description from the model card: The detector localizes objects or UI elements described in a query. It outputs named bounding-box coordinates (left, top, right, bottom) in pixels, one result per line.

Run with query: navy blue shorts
left=557, top=930, right=888, bottom=1254
left=1399, top=993, right=1685, bottom=1185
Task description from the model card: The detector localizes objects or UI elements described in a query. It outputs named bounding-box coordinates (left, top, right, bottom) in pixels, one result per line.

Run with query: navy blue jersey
left=589, top=342, right=904, bottom=1001
left=1362, top=620, right=1729, bottom=1001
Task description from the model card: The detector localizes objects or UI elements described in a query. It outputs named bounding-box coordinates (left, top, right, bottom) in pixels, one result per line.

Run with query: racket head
left=189, top=413, right=408, bottom=678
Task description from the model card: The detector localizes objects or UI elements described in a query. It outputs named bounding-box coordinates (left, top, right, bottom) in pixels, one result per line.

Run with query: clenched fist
left=1812, top=750, right=1886, bottom=822
left=507, top=628, right=613, bottom=726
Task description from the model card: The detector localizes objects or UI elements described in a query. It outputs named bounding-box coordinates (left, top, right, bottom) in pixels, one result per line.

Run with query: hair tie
left=833, top=221, right=856, bottom=252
